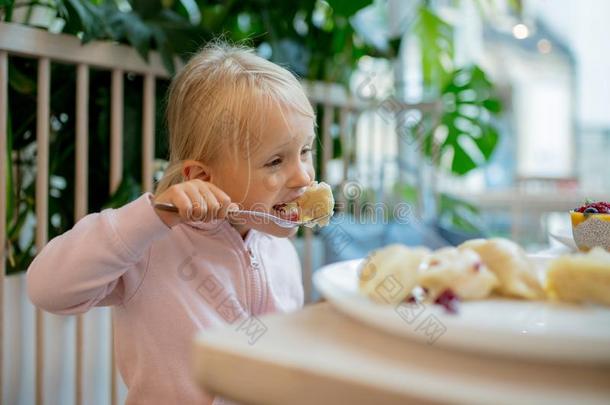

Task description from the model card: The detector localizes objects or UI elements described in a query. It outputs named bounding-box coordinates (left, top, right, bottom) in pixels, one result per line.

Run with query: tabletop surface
left=193, top=302, right=610, bottom=405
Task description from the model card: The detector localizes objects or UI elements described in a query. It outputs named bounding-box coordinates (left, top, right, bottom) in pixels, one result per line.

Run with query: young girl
left=27, top=42, right=316, bottom=405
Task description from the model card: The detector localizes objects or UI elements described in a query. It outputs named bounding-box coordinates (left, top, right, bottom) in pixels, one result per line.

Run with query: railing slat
left=36, top=56, right=51, bottom=405
left=338, top=107, right=350, bottom=212
left=75, top=64, right=89, bottom=219
left=111, top=321, right=117, bottom=405
left=322, top=104, right=334, bottom=182
left=368, top=112, right=376, bottom=196
left=110, top=69, right=124, bottom=405
left=110, top=70, right=124, bottom=195
left=303, top=227, right=313, bottom=304
left=353, top=112, right=362, bottom=217
left=75, top=63, right=89, bottom=405
left=142, top=74, right=155, bottom=193
left=0, top=50, right=8, bottom=405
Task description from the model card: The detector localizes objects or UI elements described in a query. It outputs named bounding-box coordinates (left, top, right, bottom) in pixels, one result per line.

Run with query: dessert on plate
left=418, top=247, right=499, bottom=302
left=357, top=235, right=610, bottom=312
left=358, top=244, right=429, bottom=304
left=458, top=238, right=545, bottom=300
left=545, top=247, right=610, bottom=306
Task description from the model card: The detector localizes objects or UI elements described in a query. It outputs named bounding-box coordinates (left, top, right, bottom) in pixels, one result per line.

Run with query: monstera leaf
left=413, top=5, right=454, bottom=91
left=423, top=65, right=502, bottom=175
left=406, top=6, right=502, bottom=176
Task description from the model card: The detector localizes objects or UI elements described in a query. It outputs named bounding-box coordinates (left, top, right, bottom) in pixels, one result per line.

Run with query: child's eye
left=266, top=158, right=283, bottom=167
left=301, top=148, right=312, bottom=155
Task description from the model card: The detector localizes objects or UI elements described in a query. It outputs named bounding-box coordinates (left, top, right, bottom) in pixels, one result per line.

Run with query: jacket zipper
left=247, top=246, right=262, bottom=315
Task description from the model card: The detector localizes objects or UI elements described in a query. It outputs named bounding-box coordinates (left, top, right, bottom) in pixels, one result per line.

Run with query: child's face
left=212, top=108, right=316, bottom=237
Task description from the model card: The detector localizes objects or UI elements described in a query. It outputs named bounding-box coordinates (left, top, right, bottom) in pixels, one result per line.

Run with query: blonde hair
left=155, top=41, right=315, bottom=196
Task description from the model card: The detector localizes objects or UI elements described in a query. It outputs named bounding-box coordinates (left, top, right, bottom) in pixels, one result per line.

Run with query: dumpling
left=359, top=244, right=430, bottom=304
left=545, top=247, right=610, bottom=306
left=418, top=247, right=499, bottom=301
left=273, top=181, right=335, bottom=227
left=459, top=238, right=544, bottom=300
left=296, top=181, right=335, bottom=226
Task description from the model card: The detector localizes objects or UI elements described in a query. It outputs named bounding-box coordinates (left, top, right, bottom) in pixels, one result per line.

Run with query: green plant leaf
left=129, top=0, right=164, bottom=19
left=332, top=135, right=342, bottom=159
left=150, top=26, right=175, bottom=74
left=331, top=19, right=349, bottom=54
left=1, top=0, right=15, bottom=21
left=388, top=36, right=402, bottom=58
left=423, top=65, right=502, bottom=176
left=482, top=98, right=501, bottom=113
left=506, top=0, right=523, bottom=15
left=439, top=192, right=484, bottom=234
left=200, top=3, right=230, bottom=32
left=103, top=175, right=142, bottom=210
left=413, top=6, right=454, bottom=91
left=63, top=0, right=107, bottom=43
left=120, top=12, right=153, bottom=62
left=450, top=140, right=478, bottom=175
left=396, top=183, right=418, bottom=204
left=473, top=124, right=499, bottom=160
left=7, top=205, right=28, bottom=241
left=5, top=106, right=14, bottom=225
left=8, top=63, right=36, bottom=94
left=327, top=0, right=372, bottom=17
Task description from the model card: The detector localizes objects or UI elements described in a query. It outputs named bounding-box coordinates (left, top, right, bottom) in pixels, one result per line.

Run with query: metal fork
left=153, top=202, right=332, bottom=228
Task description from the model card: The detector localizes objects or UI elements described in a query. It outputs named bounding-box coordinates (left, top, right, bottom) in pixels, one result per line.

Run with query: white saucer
left=549, top=229, right=578, bottom=250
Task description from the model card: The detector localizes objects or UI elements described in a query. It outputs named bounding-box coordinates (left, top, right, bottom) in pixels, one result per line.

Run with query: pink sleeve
left=26, top=193, right=171, bottom=315
left=212, top=396, right=245, bottom=405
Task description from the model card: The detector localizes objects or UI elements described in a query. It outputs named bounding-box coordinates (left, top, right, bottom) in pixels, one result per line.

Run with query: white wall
left=530, top=0, right=610, bottom=127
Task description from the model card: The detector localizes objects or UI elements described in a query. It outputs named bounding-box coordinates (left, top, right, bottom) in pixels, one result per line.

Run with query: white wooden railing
left=0, top=20, right=171, bottom=405
left=0, top=20, right=395, bottom=405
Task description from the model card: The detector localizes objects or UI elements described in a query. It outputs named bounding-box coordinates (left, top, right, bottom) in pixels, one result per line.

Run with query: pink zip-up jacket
left=26, top=193, right=304, bottom=405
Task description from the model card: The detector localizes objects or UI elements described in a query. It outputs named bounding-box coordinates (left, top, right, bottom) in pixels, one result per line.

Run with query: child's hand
left=153, top=180, right=238, bottom=228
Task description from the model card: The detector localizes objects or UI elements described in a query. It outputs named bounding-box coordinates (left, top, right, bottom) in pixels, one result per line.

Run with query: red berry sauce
left=574, top=201, right=610, bottom=214
left=434, top=289, right=460, bottom=314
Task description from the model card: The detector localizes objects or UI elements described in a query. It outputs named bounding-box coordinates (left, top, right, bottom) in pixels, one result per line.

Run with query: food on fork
left=358, top=244, right=430, bottom=304
left=458, top=238, right=545, bottom=300
left=272, top=181, right=335, bottom=227
left=545, top=247, right=610, bottom=306
left=296, top=181, right=335, bottom=226
left=418, top=247, right=499, bottom=302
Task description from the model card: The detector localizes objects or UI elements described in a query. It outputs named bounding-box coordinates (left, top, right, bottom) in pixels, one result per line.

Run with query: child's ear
left=182, top=160, right=212, bottom=182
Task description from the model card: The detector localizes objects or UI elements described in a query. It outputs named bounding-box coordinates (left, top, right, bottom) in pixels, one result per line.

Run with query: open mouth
left=272, top=201, right=300, bottom=222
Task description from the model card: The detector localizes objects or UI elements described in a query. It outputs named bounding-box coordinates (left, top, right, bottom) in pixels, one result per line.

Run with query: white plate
left=313, top=258, right=610, bottom=364
left=549, top=229, right=578, bottom=250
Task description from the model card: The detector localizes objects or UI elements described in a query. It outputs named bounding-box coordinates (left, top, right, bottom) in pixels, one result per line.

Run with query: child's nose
left=289, top=162, right=314, bottom=188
